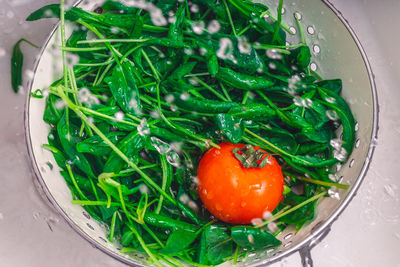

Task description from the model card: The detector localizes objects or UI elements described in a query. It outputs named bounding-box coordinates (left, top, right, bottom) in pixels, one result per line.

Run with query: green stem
left=155, top=154, right=168, bottom=214
left=284, top=171, right=349, bottom=189
left=108, top=211, right=118, bottom=242
left=56, top=87, right=177, bottom=206
left=255, top=191, right=327, bottom=228
left=222, top=0, right=237, bottom=36
left=194, top=77, right=227, bottom=101
left=77, top=38, right=149, bottom=44
left=142, top=49, right=160, bottom=82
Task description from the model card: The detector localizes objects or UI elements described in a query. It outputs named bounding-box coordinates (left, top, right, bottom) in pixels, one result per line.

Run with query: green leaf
left=26, top=4, right=60, bottom=21
left=316, top=79, right=342, bottom=95
left=11, top=39, right=24, bottom=93
left=231, top=226, right=281, bottom=250
left=76, top=132, right=126, bottom=156
left=216, top=113, right=243, bottom=143
left=57, top=113, right=95, bottom=178
left=280, top=193, right=316, bottom=225
left=199, top=225, right=233, bottom=265
left=43, top=95, right=64, bottom=125
left=105, top=61, right=141, bottom=116
left=159, top=229, right=198, bottom=254
left=103, top=132, right=144, bottom=173
left=43, top=144, right=66, bottom=169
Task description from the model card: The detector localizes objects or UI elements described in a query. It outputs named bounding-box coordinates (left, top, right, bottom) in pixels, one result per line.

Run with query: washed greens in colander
left=22, top=0, right=355, bottom=265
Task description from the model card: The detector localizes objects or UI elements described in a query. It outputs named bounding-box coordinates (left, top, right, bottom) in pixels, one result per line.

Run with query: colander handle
left=299, top=247, right=313, bottom=267
left=298, top=225, right=332, bottom=267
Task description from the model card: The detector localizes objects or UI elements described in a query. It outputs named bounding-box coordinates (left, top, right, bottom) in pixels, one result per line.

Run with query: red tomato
left=197, top=143, right=284, bottom=224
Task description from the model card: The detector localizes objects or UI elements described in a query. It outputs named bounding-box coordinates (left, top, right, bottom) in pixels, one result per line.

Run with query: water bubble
left=139, top=184, right=149, bottom=194
left=263, top=211, right=273, bottom=220
left=326, top=110, right=339, bottom=121
left=151, top=137, right=170, bottom=154
left=238, top=36, right=251, bottom=55
left=24, top=69, right=35, bottom=80
left=166, top=150, right=181, bottom=167
left=251, top=218, right=263, bottom=226
left=248, top=234, right=255, bottom=244
left=199, top=47, right=207, bottom=56
left=54, top=99, right=67, bottom=110
left=180, top=93, right=189, bottom=100
left=78, top=87, right=100, bottom=106
left=110, top=27, right=120, bottom=34
left=333, top=147, right=347, bottom=162
left=384, top=184, right=398, bottom=199
left=328, top=186, right=340, bottom=200
left=207, top=20, right=221, bottom=34
left=266, top=49, right=283, bottom=60
left=330, top=138, right=342, bottom=150
left=184, top=48, right=193, bottom=55
left=293, top=96, right=312, bottom=108
left=217, top=37, right=236, bottom=63
left=6, top=10, right=14, bottom=19
left=267, top=222, right=278, bottom=232
left=188, top=201, right=198, bottom=211
left=191, top=21, right=205, bottom=34
left=137, top=118, right=150, bottom=136
left=190, top=4, right=199, bottom=13
left=179, top=193, right=190, bottom=204
left=120, top=0, right=167, bottom=26
left=33, top=211, right=41, bottom=220
left=268, top=62, right=276, bottom=69
left=66, top=53, right=79, bottom=67
left=114, top=111, right=124, bottom=121
left=168, top=16, right=176, bottom=24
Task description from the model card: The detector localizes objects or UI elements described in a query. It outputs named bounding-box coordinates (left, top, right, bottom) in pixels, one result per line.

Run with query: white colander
left=25, top=0, right=378, bottom=266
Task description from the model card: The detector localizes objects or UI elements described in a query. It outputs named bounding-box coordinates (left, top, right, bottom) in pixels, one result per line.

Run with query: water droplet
left=207, top=20, right=221, bottom=34
left=166, top=150, right=181, bottom=167
left=238, top=36, right=251, bottom=54
left=326, top=110, right=339, bottom=121
left=248, top=234, right=255, bottom=244
left=384, top=184, right=398, bottom=199
left=6, top=10, right=14, bottom=19
left=334, top=147, right=348, bottom=162
left=217, top=37, right=236, bottom=63
left=216, top=204, right=222, bottom=211
left=33, top=211, right=40, bottom=220
left=137, top=118, right=150, bottom=136
left=139, top=184, right=149, bottom=194
left=190, top=4, right=199, bottom=13
left=150, top=137, right=170, bottom=154
left=267, top=222, right=278, bottom=232
left=251, top=218, right=263, bottom=226
left=114, top=111, right=124, bottom=121
left=263, top=211, right=272, bottom=220
left=266, top=49, right=283, bottom=60
left=191, top=21, right=205, bottom=34
left=328, top=186, right=340, bottom=200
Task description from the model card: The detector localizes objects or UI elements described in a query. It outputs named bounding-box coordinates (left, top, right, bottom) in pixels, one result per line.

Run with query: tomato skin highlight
left=197, top=143, right=284, bottom=224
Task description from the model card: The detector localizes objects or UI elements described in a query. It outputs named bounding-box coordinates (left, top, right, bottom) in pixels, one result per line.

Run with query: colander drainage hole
left=289, top=26, right=296, bottom=34
left=86, top=222, right=94, bottom=231
left=307, top=26, right=315, bottom=35
left=313, top=44, right=320, bottom=54
left=98, top=236, right=107, bottom=243
left=355, top=122, right=359, bottom=131
left=284, top=233, right=293, bottom=240
left=82, top=211, right=90, bottom=219
left=355, top=138, right=360, bottom=148
left=310, top=63, right=317, bottom=71
left=284, top=241, right=293, bottom=248
left=349, top=158, right=355, bottom=168
left=267, top=248, right=275, bottom=254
